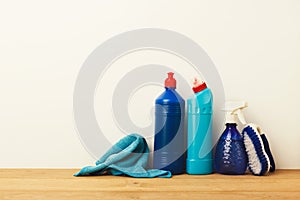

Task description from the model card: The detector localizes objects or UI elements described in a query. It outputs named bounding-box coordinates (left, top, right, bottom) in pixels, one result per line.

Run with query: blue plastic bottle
left=153, top=72, right=185, bottom=174
left=186, top=80, right=213, bottom=174
left=214, top=102, right=248, bottom=175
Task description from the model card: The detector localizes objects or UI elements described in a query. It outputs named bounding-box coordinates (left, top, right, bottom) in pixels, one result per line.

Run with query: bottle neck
left=224, top=123, right=242, bottom=139
left=225, top=123, right=238, bottom=130
left=165, top=87, right=176, bottom=90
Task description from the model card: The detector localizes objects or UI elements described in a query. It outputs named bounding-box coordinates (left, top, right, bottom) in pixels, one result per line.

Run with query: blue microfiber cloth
left=74, top=133, right=171, bottom=178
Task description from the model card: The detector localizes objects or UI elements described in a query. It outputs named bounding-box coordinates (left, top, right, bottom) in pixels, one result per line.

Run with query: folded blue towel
left=74, top=134, right=171, bottom=178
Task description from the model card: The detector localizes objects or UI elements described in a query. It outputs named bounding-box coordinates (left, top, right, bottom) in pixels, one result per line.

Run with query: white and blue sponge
left=243, top=124, right=275, bottom=176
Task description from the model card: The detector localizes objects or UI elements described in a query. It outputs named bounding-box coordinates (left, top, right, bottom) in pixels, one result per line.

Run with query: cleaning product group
left=75, top=71, right=275, bottom=178
left=153, top=72, right=275, bottom=176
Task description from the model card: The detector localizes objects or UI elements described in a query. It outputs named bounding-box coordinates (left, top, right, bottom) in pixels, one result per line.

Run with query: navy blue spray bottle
left=214, top=101, right=248, bottom=175
left=154, top=72, right=185, bottom=174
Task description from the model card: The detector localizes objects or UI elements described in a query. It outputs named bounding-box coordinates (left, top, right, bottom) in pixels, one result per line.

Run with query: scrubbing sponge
left=243, top=124, right=275, bottom=176
left=260, top=133, right=276, bottom=172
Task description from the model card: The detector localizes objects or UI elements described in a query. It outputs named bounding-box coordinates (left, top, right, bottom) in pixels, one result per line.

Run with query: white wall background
left=0, top=0, right=299, bottom=169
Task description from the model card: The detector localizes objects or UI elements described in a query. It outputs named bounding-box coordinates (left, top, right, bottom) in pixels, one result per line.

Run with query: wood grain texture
left=0, top=169, right=299, bottom=200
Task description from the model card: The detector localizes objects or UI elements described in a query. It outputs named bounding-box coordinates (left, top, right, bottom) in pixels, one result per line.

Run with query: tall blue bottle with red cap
left=186, top=79, right=213, bottom=174
left=153, top=72, right=185, bottom=174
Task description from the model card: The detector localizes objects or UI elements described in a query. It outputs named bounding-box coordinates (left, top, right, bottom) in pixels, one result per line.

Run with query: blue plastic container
left=214, top=123, right=248, bottom=175
left=153, top=72, right=185, bottom=174
left=186, top=81, right=213, bottom=174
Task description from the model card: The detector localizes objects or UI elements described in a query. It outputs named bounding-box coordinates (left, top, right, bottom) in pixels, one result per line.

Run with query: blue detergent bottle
left=153, top=72, right=185, bottom=174
left=186, top=79, right=213, bottom=174
left=214, top=101, right=248, bottom=175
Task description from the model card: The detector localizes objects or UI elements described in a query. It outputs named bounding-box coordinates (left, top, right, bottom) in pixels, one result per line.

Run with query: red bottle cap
left=192, top=78, right=207, bottom=93
left=165, top=72, right=176, bottom=88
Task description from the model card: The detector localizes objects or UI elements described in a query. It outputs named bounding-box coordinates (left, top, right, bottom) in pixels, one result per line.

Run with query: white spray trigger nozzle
left=236, top=109, right=246, bottom=125
left=223, top=101, right=248, bottom=125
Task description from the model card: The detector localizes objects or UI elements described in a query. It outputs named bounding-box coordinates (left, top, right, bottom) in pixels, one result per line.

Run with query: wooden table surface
left=0, top=169, right=299, bottom=200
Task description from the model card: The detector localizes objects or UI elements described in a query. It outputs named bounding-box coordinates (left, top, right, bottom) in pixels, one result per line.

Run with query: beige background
left=0, top=0, right=299, bottom=168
